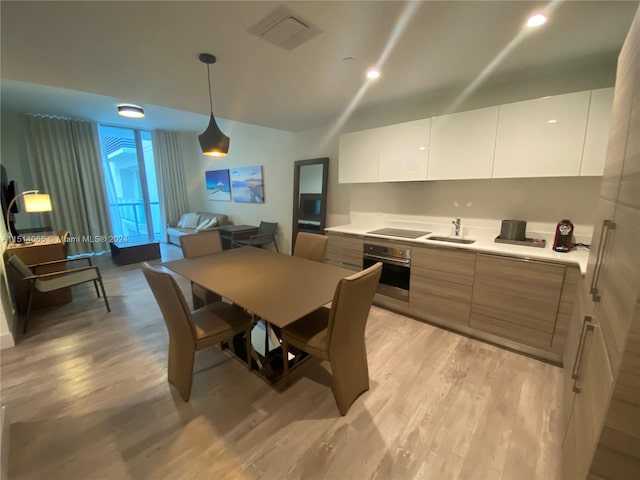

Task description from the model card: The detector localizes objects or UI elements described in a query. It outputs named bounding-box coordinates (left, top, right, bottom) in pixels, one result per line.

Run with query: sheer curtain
left=24, top=115, right=112, bottom=255
left=152, top=130, right=189, bottom=241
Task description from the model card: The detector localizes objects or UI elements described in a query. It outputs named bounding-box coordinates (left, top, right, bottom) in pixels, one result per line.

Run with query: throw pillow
left=196, top=218, right=211, bottom=232
left=195, top=218, right=213, bottom=232
left=176, top=213, right=190, bottom=228
left=203, top=217, right=219, bottom=229
left=182, top=213, right=201, bottom=229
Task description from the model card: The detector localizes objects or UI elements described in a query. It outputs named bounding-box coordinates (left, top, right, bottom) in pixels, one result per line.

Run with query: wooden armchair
left=8, top=254, right=110, bottom=333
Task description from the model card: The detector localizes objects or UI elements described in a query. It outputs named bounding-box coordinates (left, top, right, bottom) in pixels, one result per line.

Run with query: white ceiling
left=1, top=0, right=638, bottom=132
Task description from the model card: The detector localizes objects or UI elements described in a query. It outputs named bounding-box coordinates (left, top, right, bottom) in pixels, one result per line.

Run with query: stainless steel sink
left=428, top=236, right=476, bottom=244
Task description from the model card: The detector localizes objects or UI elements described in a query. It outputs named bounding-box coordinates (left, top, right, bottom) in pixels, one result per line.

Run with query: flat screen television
left=298, top=193, right=322, bottom=222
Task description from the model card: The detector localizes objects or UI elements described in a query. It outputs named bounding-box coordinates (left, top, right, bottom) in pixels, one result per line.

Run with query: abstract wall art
left=205, top=169, right=231, bottom=201
left=230, top=166, right=264, bottom=203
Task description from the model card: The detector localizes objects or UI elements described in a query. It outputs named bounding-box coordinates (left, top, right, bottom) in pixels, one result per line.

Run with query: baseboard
left=1, top=406, right=10, bottom=480
left=0, top=332, right=15, bottom=350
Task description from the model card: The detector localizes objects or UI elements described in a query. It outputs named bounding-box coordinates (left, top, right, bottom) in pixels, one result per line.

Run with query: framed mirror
left=292, top=157, right=329, bottom=252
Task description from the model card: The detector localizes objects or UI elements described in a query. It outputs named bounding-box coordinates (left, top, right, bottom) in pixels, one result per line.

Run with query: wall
left=179, top=120, right=297, bottom=253
left=293, top=58, right=616, bottom=229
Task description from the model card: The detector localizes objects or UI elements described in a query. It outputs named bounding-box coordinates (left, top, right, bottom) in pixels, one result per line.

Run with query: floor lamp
left=5, top=190, right=52, bottom=244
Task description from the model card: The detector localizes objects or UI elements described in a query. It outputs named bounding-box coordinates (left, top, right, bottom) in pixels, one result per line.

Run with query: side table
left=110, top=240, right=161, bottom=265
left=218, top=225, right=258, bottom=250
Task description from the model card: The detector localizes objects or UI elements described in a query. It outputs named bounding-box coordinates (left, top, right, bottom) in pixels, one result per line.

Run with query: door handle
left=572, top=316, right=594, bottom=393
left=363, top=253, right=410, bottom=266
left=590, top=220, right=615, bottom=302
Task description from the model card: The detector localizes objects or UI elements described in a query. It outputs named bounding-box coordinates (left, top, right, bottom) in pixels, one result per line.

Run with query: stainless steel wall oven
left=363, top=242, right=411, bottom=301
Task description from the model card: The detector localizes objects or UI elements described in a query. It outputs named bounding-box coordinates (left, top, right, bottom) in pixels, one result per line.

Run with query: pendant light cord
left=206, top=64, right=214, bottom=114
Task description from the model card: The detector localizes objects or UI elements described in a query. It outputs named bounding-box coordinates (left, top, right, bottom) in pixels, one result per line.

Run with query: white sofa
left=166, top=211, right=231, bottom=246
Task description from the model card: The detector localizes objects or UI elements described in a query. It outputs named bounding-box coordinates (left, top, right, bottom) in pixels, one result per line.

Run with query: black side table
left=110, top=240, right=161, bottom=265
left=218, top=225, right=258, bottom=250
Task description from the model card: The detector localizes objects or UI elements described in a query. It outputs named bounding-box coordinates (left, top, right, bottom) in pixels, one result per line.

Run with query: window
left=98, top=126, right=161, bottom=241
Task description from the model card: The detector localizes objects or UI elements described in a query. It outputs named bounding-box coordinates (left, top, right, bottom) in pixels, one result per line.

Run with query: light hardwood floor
left=1, top=244, right=562, bottom=480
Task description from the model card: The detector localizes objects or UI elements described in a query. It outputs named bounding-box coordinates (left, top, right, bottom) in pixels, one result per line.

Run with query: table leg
left=264, top=320, right=270, bottom=367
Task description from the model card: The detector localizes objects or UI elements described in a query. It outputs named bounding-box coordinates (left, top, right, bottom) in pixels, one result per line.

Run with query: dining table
left=162, top=246, right=355, bottom=381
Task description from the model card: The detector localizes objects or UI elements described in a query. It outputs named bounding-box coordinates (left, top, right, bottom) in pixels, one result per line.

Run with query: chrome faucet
left=452, top=217, right=461, bottom=237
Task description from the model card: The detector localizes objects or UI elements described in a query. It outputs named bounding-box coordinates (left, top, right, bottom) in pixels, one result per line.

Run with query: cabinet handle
left=572, top=316, right=594, bottom=393
left=571, top=316, right=590, bottom=380
left=590, top=220, right=616, bottom=302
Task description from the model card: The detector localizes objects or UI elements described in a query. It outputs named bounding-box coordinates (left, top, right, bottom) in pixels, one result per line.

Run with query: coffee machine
left=553, top=219, right=574, bottom=252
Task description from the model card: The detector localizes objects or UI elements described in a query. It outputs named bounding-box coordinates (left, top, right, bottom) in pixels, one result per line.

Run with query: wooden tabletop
left=163, top=247, right=354, bottom=328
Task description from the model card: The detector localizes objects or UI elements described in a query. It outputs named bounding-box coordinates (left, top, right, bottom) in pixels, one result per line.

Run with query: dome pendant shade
left=117, top=104, right=145, bottom=118
left=199, top=114, right=230, bottom=157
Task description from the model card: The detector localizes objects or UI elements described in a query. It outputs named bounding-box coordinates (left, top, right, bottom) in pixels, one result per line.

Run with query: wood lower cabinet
left=329, top=231, right=578, bottom=359
left=410, top=245, right=475, bottom=327
left=326, top=232, right=363, bottom=271
left=470, top=254, right=565, bottom=350
left=552, top=265, right=581, bottom=355
left=563, top=315, right=614, bottom=480
left=590, top=308, right=640, bottom=480
left=562, top=10, right=640, bottom=480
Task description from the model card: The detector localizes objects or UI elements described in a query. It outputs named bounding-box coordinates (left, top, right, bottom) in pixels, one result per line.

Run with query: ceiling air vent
left=249, top=5, right=321, bottom=51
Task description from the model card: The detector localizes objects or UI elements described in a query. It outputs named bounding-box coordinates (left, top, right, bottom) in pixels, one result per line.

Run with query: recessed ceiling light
left=117, top=104, right=145, bottom=118
left=342, top=56, right=355, bottom=63
left=367, top=69, right=381, bottom=80
left=526, top=13, right=547, bottom=28
left=547, top=119, right=558, bottom=124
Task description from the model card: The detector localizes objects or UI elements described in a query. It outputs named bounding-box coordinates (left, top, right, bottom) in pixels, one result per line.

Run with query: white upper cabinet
left=378, top=119, right=430, bottom=182
left=428, top=106, right=499, bottom=180
left=580, top=87, right=614, bottom=176
left=492, top=91, right=591, bottom=178
left=338, top=88, right=611, bottom=184
left=338, top=127, right=380, bottom=183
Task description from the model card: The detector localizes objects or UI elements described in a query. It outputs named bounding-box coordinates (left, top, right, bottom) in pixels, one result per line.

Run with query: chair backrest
left=141, top=262, right=197, bottom=347
left=327, top=262, right=382, bottom=355
left=293, top=232, right=328, bottom=263
left=58, top=229, right=70, bottom=256
left=258, top=221, right=277, bottom=235
left=179, top=230, right=223, bottom=258
left=8, top=254, right=34, bottom=279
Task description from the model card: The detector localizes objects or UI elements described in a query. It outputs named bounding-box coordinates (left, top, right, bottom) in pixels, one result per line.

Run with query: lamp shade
left=198, top=53, right=230, bottom=157
left=198, top=114, right=230, bottom=157
left=23, top=193, right=52, bottom=212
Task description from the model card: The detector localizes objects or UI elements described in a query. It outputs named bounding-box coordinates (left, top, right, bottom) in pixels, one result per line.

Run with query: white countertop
left=325, top=218, right=590, bottom=274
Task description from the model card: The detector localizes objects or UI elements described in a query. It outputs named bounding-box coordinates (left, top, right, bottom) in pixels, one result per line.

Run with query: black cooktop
left=367, top=228, right=431, bottom=239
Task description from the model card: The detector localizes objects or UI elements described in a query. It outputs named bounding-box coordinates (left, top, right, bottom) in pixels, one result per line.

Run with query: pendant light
left=198, top=53, right=230, bottom=157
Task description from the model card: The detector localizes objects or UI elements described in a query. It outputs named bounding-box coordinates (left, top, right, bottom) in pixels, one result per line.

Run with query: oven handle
left=363, top=253, right=410, bottom=267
